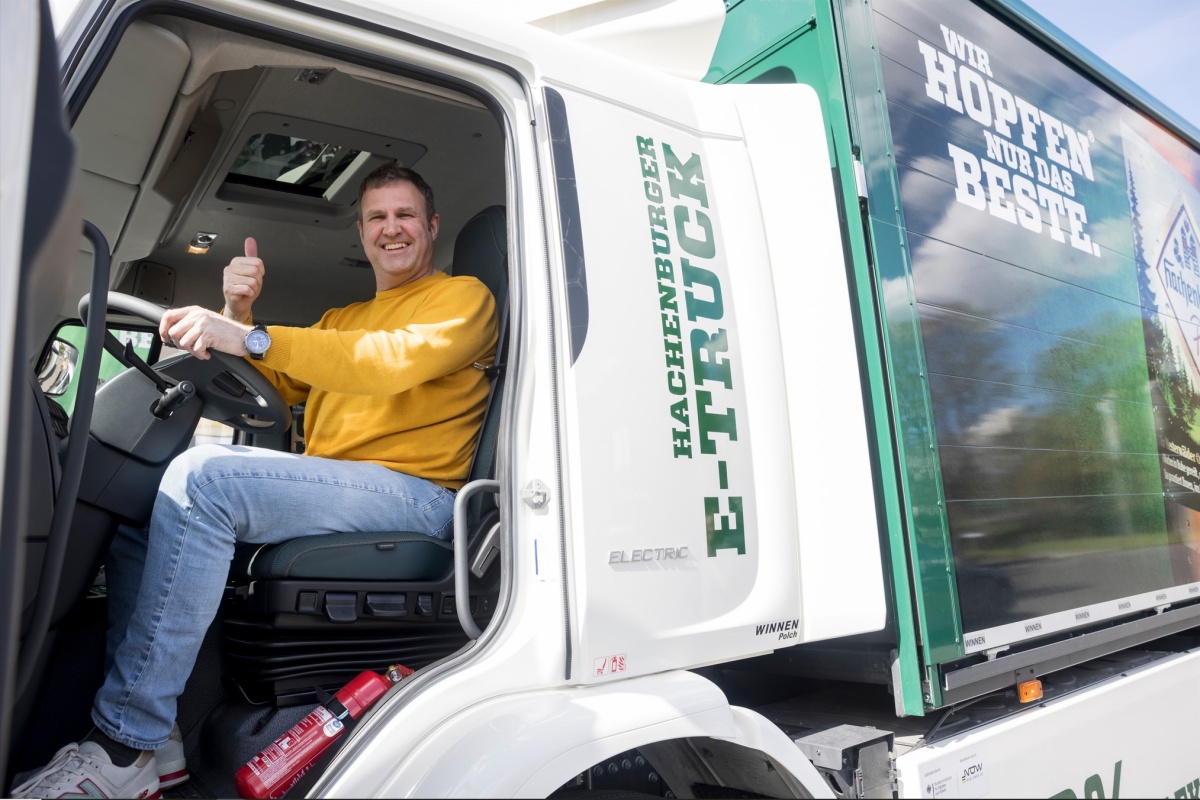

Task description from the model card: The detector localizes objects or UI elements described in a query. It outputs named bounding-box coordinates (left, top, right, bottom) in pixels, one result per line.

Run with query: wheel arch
left=521, top=704, right=837, bottom=798
left=321, top=670, right=834, bottom=798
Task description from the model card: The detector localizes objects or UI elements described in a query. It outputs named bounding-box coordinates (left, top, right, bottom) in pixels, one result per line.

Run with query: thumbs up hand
left=223, top=237, right=264, bottom=323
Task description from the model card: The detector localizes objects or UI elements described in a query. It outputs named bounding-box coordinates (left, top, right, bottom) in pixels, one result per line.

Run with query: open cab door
left=0, top=0, right=83, bottom=777
left=538, top=66, right=890, bottom=677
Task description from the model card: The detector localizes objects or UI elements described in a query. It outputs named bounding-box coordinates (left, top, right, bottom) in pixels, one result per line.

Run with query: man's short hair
left=357, top=163, right=437, bottom=224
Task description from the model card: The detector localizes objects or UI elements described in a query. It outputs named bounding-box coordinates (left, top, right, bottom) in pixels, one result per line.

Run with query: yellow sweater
left=252, top=271, right=497, bottom=489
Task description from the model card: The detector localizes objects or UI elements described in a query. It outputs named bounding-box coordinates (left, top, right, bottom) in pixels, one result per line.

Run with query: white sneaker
left=9, top=741, right=160, bottom=799
left=154, top=723, right=189, bottom=789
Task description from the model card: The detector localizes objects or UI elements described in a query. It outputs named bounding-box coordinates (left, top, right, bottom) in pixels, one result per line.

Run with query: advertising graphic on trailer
left=874, top=0, right=1200, bottom=654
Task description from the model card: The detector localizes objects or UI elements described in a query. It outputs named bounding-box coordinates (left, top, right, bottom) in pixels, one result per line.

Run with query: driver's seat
left=222, top=205, right=507, bottom=705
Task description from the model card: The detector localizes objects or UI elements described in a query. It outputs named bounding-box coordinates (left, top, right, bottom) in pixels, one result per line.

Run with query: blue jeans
left=93, top=444, right=457, bottom=750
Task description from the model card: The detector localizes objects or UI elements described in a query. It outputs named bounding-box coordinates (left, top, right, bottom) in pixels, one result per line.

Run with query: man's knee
left=160, top=444, right=243, bottom=499
left=172, top=443, right=242, bottom=473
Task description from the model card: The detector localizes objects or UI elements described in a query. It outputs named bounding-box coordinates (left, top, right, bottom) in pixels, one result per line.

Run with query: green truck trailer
left=708, top=0, right=1200, bottom=714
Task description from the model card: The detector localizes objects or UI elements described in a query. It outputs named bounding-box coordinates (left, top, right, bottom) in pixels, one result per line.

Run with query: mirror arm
left=123, top=338, right=169, bottom=393
left=101, top=329, right=169, bottom=393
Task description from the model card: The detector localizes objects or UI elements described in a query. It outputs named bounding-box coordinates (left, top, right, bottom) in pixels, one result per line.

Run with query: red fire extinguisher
left=234, top=664, right=414, bottom=799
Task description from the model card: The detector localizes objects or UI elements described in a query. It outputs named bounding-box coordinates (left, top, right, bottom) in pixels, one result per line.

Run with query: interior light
left=188, top=232, right=218, bottom=254
left=1017, top=678, right=1043, bottom=704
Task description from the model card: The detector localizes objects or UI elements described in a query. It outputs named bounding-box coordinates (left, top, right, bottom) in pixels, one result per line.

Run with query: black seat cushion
left=243, top=532, right=453, bottom=581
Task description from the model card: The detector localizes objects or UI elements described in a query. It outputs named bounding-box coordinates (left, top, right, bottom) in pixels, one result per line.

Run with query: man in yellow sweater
left=12, top=165, right=497, bottom=799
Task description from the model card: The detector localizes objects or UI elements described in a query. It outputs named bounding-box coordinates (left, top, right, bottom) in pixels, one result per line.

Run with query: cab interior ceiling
left=68, top=12, right=507, bottom=330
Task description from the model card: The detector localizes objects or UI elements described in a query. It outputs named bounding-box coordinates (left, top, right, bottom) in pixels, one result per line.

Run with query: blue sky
left=1021, top=0, right=1200, bottom=134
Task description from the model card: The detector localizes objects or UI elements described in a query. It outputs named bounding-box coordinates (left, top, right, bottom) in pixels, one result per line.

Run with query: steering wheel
left=80, top=291, right=292, bottom=434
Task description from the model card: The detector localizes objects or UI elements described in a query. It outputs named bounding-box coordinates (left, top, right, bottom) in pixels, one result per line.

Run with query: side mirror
left=37, top=339, right=79, bottom=396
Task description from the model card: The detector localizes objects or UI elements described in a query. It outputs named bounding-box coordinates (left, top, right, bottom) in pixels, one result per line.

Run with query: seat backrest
left=452, top=205, right=507, bottom=316
left=452, top=205, right=507, bottom=527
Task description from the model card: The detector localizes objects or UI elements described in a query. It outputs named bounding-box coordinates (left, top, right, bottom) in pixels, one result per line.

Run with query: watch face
left=246, top=329, right=270, bottom=355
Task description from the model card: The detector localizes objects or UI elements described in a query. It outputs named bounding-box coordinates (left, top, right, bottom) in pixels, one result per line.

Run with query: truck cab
left=4, top=0, right=873, bottom=794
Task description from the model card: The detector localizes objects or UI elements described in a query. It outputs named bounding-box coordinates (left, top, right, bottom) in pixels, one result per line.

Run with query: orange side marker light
left=1018, top=678, right=1043, bottom=703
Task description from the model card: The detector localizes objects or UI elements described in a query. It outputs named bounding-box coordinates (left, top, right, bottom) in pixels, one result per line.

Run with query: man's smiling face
left=358, top=180, right=441, bottom=291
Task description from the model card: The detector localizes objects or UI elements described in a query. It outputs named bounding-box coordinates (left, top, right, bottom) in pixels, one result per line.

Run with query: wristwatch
left=244, top=324, right=271, bottom=360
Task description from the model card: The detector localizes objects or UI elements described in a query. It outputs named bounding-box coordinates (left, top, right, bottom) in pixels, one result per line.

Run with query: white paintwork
left=325, top=670, right=835, bottom=798
left=51, top=0, right=725, bottom=79
left=896, top=647, right=1200, bottom=798
left=518, top=0, right=726, bottom=80
left=50, top=0, right=103, bottom=35
left=730, top=84, right=889, bottom=641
